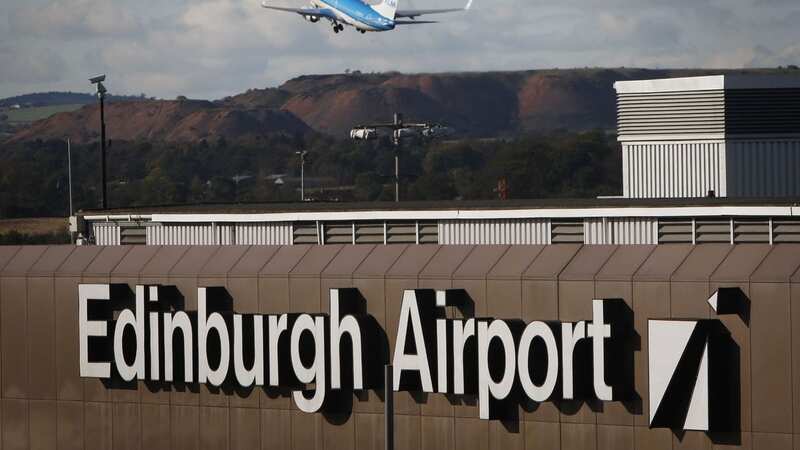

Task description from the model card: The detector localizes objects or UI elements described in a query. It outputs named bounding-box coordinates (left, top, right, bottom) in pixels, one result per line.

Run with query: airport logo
left=78, top=284, right=740, bottom=430
left=647, top=288, right=745, bottom=432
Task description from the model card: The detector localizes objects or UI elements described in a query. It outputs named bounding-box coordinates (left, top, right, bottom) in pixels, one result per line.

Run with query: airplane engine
left=302, top=14, right=319, bottom=22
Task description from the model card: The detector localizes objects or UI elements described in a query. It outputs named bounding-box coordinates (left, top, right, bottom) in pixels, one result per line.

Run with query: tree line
left=0, top=130, right=622, bottom=219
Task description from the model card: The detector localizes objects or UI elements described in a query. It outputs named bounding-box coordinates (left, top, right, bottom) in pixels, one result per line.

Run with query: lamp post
left=66, top=138, right=74, bottom=216
left=296, top=150, right=308, bottom=201
left=90, top=75, right=108, bottom=209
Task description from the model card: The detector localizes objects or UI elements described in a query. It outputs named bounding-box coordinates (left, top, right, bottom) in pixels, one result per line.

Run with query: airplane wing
left=260, top=2, right=338, bottom=19
left=395, top=0, right=472, bottom=18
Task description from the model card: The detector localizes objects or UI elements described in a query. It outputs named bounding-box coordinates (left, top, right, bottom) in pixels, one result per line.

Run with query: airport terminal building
left=1, top=74, right=800, bottom=450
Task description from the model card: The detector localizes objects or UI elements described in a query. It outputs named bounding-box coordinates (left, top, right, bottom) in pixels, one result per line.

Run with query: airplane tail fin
left=368, top=0, right=398, bottom=20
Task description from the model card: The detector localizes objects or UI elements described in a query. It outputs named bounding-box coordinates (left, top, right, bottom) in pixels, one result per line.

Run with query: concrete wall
left=1, top=244, right=800, bottom=450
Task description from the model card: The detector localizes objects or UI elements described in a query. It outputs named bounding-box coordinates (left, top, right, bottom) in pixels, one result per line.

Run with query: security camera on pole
left=90, top=75, right=108, bottom=210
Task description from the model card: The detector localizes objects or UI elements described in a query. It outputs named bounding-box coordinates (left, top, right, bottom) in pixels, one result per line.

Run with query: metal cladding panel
left=291, top=245, right=344, bottom=277
left=260, top=245, right=312, bottom=276
left=438, top=219, right=550, bottom=245
left=82, top=246, right=133, bottom=277
left=633, top=244, right=694, bottom=281
left=322, top=244, right=376, bottom=278
left=727, top=140, right=800, bottom=198
left=671, top=244, right=733, bottom=282
left=617, top=90, right=726, bottom=140
left=711, top=244, right=773, bottom=283
left=523, top=244, right=582, bottom=280
left=453, top=245, right=509, bottom=279
left=622, top=141, right=726, bottom=198
left=595, top=245, right=656, bottom=281
left=27, top=246, right=75, bottom=276
left=352, top=245, right=408, bottom=279
left=92, top=223, right=120, bottom=246
left=559, top=245, right=617, bottom=281
left=169, top=246, right=221, bottom=276
left=387, top=245, right=440, bottom=278
left=0, top=246, right=22, bottom=271
left=146, top=223, right=234, bottom=245
left=111, top=246, right=161, bottom=278
left=53, top=246, right=104, bottom=277
left=139, top=246, right=189, bottom=277
left=0, top=244, right=797, bottom=450
left=584, top=218, right=658, bottom=245
left=419, top=246, right=475, bottom=279
left=199, top=246, right=250, bottom=277
left=1, top=246, right=48, bottom=276
left=726, top=89, right=800, bottom=135
left=229, top=246, right=281, bottom=276
left=234, top=223, right=292, bottom=245
left=487, top=246, right=545, bottom=280
left=751, top=245, right=800, bottom=282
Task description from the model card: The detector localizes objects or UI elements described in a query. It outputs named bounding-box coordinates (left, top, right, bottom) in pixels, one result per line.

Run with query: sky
left=0, top=0, right=798, bottom=100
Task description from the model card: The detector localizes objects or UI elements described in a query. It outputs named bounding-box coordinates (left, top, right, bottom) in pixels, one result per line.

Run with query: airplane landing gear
left=332, top=23, right=344, bottom=33
left=359, top=29, right=366, bottom=34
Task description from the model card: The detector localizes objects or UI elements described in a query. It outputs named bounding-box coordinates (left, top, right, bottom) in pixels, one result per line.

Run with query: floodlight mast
left=350, top=112, right=450, bottom=203
left=90, top=75, right=108, bottom=210
left=393, top=113, right=402, bottom=202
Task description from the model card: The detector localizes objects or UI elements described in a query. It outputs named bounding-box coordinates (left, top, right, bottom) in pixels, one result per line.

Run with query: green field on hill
left=2, top=104, right=84, bottom=124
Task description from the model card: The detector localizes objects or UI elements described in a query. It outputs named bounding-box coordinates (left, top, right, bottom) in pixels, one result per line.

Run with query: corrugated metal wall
left=438, top=219, right=550, bottom=245
left=617, top=90, right=725, bottom=140
left=235, top=223, right=293, bottom=245
left=146, top=223, right=235, bottom=245
left=584, top=218, right=659, bottom=245
left=92, top=223, right=120, bottom=246
left=622, top=141, right=726, bottom=198
left=727, top=140, right=800, bottom=198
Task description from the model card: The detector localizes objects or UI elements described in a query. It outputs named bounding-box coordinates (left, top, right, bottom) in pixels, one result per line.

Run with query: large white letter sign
left=329, top=289, right=364, bottom=390
left=291, top=314, right=327, bottom=412
left=163, top=311, right=194, bottom=383
left=477, top=320, right=516, bottom=419
left=113, top=285, right=146, bottom=381
left=197, top=288, right=231, bottom=387
left=233, top=314, right=265, bottom=387
left=79, top=284, right=111, bottom=378
left=587, top=300, right=613, bottom=401
left=392, top=290, right=434, bottom=392
left=561, top=321, right=586, bottom=399
left=518, top=321, right=559, bottom=402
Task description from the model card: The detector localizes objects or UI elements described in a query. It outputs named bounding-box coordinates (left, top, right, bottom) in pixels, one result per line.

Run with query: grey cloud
left=1, top=0, right=799, bottom=99
left=0, top=45, right=68, bottom=85
left=9, top=0, right=143, bottom=39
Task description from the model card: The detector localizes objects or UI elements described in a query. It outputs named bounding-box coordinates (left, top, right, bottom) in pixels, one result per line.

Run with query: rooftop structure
left=74, top=74, right=800, bottom=247
left=615, top=74, right=800, bottom=199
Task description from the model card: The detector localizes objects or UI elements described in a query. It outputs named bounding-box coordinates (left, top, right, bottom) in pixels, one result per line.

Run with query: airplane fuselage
left=314, top=0, right=396, bottom=31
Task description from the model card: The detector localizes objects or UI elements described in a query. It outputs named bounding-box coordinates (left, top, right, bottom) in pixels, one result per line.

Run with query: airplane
left=260, top=0, right=473, bottom=34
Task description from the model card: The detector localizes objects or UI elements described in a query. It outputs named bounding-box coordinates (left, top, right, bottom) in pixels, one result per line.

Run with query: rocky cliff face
left=10, top=68, right=789, bottom=143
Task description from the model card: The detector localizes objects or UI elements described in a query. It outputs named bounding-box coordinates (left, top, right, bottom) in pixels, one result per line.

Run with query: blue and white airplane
left=261, top=0, right=473, bottom=34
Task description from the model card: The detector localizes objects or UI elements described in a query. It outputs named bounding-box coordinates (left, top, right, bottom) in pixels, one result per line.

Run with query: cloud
left=9, top=0, right=142, bottom=38
left=0, top=45, right=68, bottom=85
left=707, top=43, right=800, bottom=68
left=0, top=0, right=799, bottom=99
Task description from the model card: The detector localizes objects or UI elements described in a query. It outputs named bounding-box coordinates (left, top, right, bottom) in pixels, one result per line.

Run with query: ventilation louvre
left=551, top=220, right=584, bottom=244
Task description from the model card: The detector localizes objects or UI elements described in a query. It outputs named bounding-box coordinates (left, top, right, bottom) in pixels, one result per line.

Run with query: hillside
left=0, top=91, right=143, bottom=108
left=7, top=99, right=310, bottom=143
left=7, top=67, right=799, bottom=143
